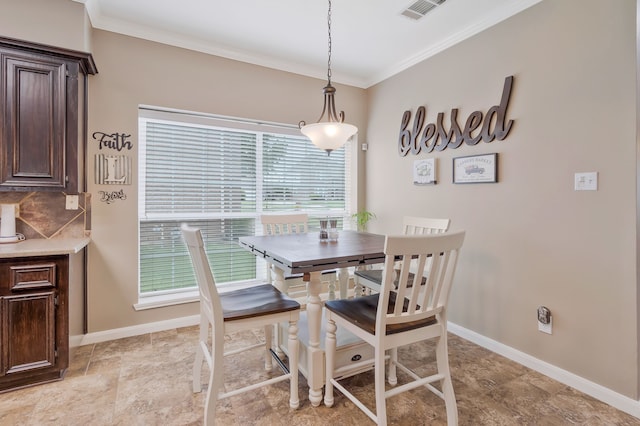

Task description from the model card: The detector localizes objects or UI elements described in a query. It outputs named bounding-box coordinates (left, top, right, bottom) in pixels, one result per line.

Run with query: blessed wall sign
left=398, top=76, right=514, bottom=156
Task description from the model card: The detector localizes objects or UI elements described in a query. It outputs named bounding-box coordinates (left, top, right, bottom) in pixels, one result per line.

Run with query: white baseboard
left=70, top=315, right=639, bottom=420
left=70, top=314, right=200, bottom=347
left=448, top=322, right=640, bottom=420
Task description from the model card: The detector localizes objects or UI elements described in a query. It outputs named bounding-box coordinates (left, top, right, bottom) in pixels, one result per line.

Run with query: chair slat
left=357, top=216, right=451, bottom=295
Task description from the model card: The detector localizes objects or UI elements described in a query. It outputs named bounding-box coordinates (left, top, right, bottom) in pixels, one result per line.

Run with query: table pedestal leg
left=305, top=271, right=323, bottom=407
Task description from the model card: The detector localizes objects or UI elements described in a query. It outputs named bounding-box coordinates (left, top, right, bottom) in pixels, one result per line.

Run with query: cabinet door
left=0, top=291, right=56, bottom=376
left=0, top=49, right=71, bottom=190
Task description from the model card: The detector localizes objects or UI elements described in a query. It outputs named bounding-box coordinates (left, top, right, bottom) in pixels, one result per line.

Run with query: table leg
left=328, top=276, right=336, bottom=300
left=272, top=267, right=288, bottom=357
left=305, top=270, right=323, bottom=407
left=272, top=266, right=288, bottom=294
left=354, top=265, right=365, bottom=297
left=338, top=267, right=349, bottom=300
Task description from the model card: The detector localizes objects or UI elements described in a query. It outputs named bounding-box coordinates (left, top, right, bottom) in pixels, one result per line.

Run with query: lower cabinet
left=0, top=255, right=68, bottom=392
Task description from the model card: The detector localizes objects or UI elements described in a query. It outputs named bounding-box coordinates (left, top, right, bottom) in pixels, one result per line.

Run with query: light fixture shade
left=300, top=121, right=357, bottom=153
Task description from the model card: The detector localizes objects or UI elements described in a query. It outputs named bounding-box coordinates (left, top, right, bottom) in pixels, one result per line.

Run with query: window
left=138, top=107, right=352, bottom=307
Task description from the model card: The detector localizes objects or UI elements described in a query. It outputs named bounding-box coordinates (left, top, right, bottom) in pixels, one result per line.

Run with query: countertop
left=0, top=237, right=90, bottom=258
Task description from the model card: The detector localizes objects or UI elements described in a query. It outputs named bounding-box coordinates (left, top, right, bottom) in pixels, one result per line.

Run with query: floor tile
left=0, top=327, right=637, bottom=425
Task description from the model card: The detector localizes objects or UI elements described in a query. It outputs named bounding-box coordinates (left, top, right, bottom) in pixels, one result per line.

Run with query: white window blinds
left=143, top=121, right=257, bottom=215
left=262, top=134, right=346, bottom=212
left=138, top=108, right=351, bottom=297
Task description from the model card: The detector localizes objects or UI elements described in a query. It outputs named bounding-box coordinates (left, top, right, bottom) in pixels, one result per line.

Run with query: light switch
left=574, top=172, right=598, bottom=191
left=65, top=194, right=79, bottom=210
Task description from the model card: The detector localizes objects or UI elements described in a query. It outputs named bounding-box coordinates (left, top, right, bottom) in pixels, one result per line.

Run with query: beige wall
left=85, top=30, right=367, bottom=331
left=0, top=0, right=367, bottom=332
left=1, top=0, right=638, bottom=402
left=0, top=0, right=88, bottom=50
left=366, top=0, right=637, bottom=398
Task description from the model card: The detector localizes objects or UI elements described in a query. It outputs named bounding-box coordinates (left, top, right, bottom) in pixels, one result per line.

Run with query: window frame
left=136, top=106, right=356, bottom=310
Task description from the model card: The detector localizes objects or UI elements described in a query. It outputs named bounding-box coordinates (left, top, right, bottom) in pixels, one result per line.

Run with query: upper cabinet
left=0, top=37, right=97, bottom=192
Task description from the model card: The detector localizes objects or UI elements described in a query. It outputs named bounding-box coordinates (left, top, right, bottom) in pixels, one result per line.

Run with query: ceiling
left=76, top=0, right=541, bottom=88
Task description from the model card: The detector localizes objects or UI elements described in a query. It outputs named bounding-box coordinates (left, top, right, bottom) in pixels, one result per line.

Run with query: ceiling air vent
left=401, top=0, right=447, bottom=21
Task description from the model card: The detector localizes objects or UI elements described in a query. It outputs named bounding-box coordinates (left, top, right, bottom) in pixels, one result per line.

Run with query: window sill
left=133, top=280, right=264, bottom=311
left=133, top=290, right=200, bottom=311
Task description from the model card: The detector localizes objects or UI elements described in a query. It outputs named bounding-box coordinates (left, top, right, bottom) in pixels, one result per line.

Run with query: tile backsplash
left=0, top=192, right=91, bottom=239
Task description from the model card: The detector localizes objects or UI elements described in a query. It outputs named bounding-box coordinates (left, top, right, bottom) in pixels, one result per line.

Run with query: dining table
left=238, top=229, right=386, bottom=406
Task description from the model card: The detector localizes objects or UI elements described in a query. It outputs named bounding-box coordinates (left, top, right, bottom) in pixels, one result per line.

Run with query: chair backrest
left=376, top=231, right=465, bottom=334
left=402, top=216, right=450, bottom=235
left=181, top=224, right=223, bottom=327
left=261, top=213, right=309, bottom=235
left=400, top=217, right=450, bottom=274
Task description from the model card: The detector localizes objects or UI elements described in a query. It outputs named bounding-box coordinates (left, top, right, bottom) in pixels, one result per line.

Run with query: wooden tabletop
left=239, top=230, right=386, bottom=274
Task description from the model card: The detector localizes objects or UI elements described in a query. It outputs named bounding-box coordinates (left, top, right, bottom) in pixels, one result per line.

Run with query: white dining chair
left=261, top=213, right=339, bottom=300
left=324, top=230, right=465, bottom=425
left=354, top=216, right=450, bottom=294
left=181, top=224, right=300, bottom=425
left=261, top=213, right=310, bottom=300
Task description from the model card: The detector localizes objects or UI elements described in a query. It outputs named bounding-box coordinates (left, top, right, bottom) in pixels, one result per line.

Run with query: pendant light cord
left=327, top=0, right=332, bottom=86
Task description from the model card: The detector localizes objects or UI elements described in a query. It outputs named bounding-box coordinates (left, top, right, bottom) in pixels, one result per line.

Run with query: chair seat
left=222, top=284, right=300, bottom=321
left=325, top=293, right=436, bottom=335
left=354, top=269, right=426, bottom=289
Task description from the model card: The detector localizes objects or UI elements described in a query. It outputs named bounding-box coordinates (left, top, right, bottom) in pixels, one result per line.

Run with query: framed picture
left=413, top=158, right=436, bottom=185
left=453, top=153, right=498, bottom=184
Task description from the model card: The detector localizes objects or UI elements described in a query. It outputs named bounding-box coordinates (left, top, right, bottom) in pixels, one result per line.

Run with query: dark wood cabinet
left=0, top=37, right=96, bottom=192
left=0, top=255, right=69, bottom=392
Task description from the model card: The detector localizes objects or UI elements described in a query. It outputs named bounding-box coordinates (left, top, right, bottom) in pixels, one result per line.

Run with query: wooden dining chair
left=324, top=230, right=465, bottom=426
left=181, top=224, right=300, bottom=425
left=354, top=216, right=450, bottom=294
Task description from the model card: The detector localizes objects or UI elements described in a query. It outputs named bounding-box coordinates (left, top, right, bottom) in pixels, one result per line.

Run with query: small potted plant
left=351, top=211, right=376, bottom=232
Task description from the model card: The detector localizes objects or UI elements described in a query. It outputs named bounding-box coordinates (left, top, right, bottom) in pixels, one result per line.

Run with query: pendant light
left=299, top=0, right=357, bottom=155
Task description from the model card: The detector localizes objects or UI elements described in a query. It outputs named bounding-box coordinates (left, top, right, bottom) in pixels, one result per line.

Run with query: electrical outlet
left=538, top=317, right=552, bottom=334
left=65, top=194, right=79, bottom=210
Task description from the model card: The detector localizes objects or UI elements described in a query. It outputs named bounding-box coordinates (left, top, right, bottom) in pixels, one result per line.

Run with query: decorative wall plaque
left=413, top=158, right=436, bottom=185
left=95, top=154, right=132, bottom=185
left=398, top=76, right=514, bottom=156
left=453, top=153, right=498, bottom=184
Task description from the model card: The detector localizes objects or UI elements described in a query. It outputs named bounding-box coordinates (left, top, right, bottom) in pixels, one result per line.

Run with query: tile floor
left=0, top=325, right=638, bottom=425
